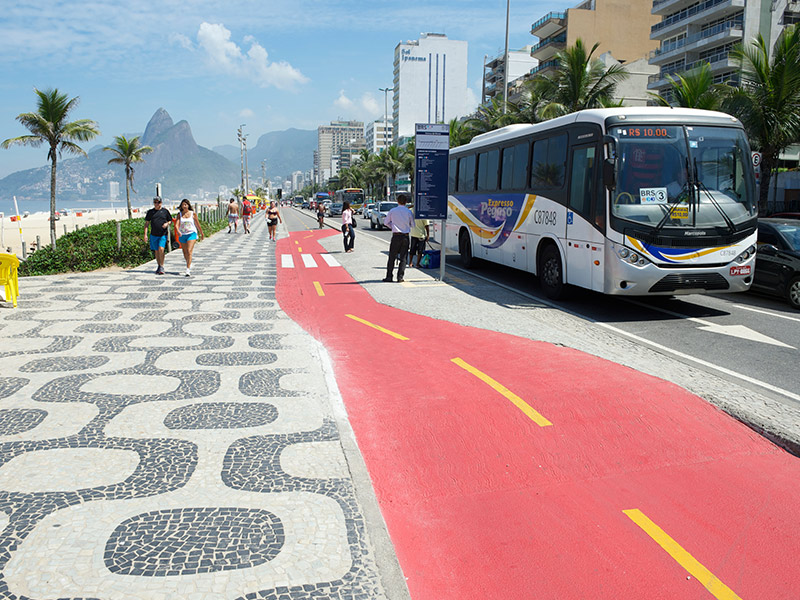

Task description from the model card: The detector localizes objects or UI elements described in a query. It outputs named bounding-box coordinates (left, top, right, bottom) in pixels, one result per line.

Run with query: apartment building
left=484, top=47, right=539, bottom=103
left=530, top=0, right=659, bottom=77
left=648, top=0, right=800, bottom=95
left=364, top=119, right=394, bottom=154
left=315, top=120, right=364, bottom=185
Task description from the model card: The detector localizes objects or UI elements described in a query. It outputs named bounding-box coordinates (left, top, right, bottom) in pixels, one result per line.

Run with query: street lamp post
left=237, top=125, right=246, bottom=198
left=503, top=0, right=510, bottom=114
left=379, top=86, right=393, bottom=201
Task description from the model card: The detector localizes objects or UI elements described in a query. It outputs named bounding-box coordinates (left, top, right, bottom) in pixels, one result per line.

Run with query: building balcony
left=649, top=21, right=742, bottom=65
left=531, top=32, right=566, bottom=61
left=530, top=11, right=566, bottom=38
left=647, top=53, right=736, bottom=89
left=651, top=0, right=745, bottom=40
left=530, top=59, right=559, bottom=77
left=652, top=0, right=699, bottom=17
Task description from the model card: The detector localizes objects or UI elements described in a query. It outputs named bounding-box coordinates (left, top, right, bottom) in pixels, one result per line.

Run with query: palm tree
left=650, top=63, right=731, bottom=110
left=533, top=39, right=629, bottom=120
left=1, top=88, right=100, bottom=249
left=726, top=25, right=800, bottom=212
left=465, top=97, right=520, bottom=135
left=103, top=135, right=153, bottom=219
left=449, top=118, right=475, bottom=148
left=400, top=139, right=416, bottom=194
left=377, top=146, right=404, bottom=199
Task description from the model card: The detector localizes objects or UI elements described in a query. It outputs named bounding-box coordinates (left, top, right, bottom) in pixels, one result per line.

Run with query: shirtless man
left=227, top=197, right=240, bottom=233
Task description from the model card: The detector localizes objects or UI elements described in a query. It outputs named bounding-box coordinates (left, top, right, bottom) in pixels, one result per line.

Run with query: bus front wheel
left=459, top=231, right=474, bottom=268
left=539, top=245, right=565, bottom=300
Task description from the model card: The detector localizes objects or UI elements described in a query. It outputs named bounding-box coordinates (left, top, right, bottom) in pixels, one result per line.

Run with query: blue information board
left=414, top=123, right=450, bottom=220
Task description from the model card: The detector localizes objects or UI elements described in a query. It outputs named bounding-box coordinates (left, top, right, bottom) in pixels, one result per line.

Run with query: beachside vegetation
left=18, top=212, right=229, bottom=276
left=1, top=88, right=100, bottom=250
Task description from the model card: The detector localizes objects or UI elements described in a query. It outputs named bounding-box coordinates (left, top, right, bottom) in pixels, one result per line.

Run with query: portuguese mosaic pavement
left=0, top=219, right=389, bottom=600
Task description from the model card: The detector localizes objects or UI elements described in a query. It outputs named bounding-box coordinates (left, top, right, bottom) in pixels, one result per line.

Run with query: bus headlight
left=628, top=253, right=639, bottom=263
left=734, top=245, right=757, bottom=263
left=618, top=248, right=629, bottom=259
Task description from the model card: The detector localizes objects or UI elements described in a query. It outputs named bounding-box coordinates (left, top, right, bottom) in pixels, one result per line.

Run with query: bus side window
left=477, top=148, right=499, bottom=191
left=569, top=145, right=599, bottom=222
left=501, top=142, right=529, bottom=190
left=458, top=154, right=476, bottom=192
left=532, top=134, right=567, bottom=189
left=449, top=158, right=457, bottom=194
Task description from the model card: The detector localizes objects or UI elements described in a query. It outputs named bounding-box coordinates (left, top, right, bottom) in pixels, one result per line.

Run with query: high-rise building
left=647, top=0, right=798, bottom=96
left=316, top=120, right=364, bottom=184
left=484, top=47, right=538, bottom=103
left=530, top=1, right=659, bottom=78
left=339, top=137, right=366, bottom=171
left=291, top=171, right=304, bottom=192
left=365, top=120, right=394, bottom=154
left=392, top=33, right=469, bottom=143
left=109, top=181, right=120, bottom=200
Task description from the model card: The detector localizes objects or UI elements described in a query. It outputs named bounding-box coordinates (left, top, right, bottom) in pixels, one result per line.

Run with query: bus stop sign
left=414, top=123, right=450, bottom=219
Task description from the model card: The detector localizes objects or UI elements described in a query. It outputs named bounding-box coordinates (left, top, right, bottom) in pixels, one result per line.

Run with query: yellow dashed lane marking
left=345, top=314, right=409, bottom=341
left=451, top=358, right=552, bottom=427
left=623, top=509, right=743, bottom=600
left=313, top=281, right=325, bottom=297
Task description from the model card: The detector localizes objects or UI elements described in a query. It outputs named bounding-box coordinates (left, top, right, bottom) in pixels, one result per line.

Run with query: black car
left=751, top=218, right=800, bottom=309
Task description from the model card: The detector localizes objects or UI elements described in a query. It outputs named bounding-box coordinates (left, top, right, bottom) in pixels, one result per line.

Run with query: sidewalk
left=0, top=216, right=408, bottom=600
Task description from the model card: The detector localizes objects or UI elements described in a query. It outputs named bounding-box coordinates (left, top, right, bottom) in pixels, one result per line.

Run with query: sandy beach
left=0, top=206, right=150, bottom=257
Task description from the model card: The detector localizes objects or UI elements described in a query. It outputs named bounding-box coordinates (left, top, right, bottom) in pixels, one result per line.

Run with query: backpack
left=242, top=200, right=252, bottom=216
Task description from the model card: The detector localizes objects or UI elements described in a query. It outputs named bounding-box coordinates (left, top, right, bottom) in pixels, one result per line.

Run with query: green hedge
left=19, top=213, right=229, bottom=277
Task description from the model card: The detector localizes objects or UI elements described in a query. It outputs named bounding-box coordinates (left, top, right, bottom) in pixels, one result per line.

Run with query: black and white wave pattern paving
left=0, top=217, right=388, bottom=600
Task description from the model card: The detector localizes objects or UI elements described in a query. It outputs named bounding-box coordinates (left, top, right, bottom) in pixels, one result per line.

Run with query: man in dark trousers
left=382, top=193, right=415, bottom=283
left=143, top=197, right=172, bottom=275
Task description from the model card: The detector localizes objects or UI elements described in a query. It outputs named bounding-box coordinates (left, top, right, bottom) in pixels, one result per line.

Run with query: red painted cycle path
left=276, top=230, right=800, bottom=600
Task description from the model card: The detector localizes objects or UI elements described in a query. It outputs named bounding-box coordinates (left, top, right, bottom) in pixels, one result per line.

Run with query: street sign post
left=414, top=123, right=450, bottom=280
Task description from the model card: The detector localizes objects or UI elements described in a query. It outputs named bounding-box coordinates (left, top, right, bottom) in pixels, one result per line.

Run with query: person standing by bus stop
left=382, top=193, right=414, bottom=282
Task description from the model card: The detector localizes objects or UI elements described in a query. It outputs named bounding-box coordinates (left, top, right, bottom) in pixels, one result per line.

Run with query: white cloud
left=196, top=22, right=309, bottom=91
left=169, top=33, right=194, bottom=51
left=334, top=91, right=382, bottom=118
left=239, top=108, right=254, bottom=118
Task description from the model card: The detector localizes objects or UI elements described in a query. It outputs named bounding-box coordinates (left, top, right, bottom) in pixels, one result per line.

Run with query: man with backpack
left=241, top=196, right=252, bottom=234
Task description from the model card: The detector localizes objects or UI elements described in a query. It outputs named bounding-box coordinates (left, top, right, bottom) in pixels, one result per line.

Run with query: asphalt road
left=284, top=206, right=799, bottom=409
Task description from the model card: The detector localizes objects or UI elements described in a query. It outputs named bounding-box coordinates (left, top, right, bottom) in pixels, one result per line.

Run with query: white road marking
left=281, top=255, right=294, bottom=268
left=624, top=299, right=794, bottom=349
left=321, top=254, right=341, bottom=267
left=301, top=254, right=318, bottom=268
left=734, top=304, right=800, bottom=323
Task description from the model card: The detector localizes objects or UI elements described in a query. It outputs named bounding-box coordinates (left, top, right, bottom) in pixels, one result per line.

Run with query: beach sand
left=0, top=207, right=148, bottom=257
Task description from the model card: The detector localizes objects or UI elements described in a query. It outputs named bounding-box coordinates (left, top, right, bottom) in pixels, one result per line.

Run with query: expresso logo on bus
left=480, top=199, right=514, bottom=219
left=533, top=210, right=557, bottom=226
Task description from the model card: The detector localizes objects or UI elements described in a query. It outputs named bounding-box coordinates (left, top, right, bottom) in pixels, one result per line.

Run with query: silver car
left=370, top=202, right=398, bottom=230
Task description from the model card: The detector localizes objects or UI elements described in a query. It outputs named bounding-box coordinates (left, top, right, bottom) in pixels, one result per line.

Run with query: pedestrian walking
left=341, top=201, right=355, bottom=253
left=143, top=196, right=171, bottom=275
left=241, top=196, right=253, bottom=234
left=227, top=197, right=240, bottom=233
left=176, top=199, right=204, bottom=277
left=316, top=202, right=326, bottom=229
left=409, top=213, right=430, bottom=268
left=266, top=201, right=282, bottom=241
left=382, top=193, right=414, bottom=282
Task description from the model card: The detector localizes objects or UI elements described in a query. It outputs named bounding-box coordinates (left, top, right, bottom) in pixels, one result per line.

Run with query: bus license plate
left=730, top=265, right=751, bottom=276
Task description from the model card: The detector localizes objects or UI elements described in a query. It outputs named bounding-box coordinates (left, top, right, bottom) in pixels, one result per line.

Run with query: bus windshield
left=610, top=125, right=756, bottom=231
left=337, top=190, right=364, bottom=205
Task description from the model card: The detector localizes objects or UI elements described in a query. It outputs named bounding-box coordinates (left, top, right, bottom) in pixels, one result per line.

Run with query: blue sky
left=0, top=0, right=572, bottom=178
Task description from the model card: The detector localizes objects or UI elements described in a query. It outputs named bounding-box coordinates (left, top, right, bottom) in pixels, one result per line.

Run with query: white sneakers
left=185, top=268, right=191, bottom=277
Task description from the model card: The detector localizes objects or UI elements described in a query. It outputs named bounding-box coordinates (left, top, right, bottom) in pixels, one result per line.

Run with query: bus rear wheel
left=459, top=231, right=474, bottom=268
left=539, top=245, right=565, bottom=300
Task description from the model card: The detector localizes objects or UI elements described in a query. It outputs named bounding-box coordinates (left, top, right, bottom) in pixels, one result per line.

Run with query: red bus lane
left=276, top=230, right=800, bottom=599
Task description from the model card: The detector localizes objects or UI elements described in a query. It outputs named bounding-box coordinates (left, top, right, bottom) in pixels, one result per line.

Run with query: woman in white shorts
left=176, top=199, right=204, bottom=277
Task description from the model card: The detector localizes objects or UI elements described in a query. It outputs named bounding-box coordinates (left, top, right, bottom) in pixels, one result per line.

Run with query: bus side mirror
left=603, top=158, right=616, bottom=190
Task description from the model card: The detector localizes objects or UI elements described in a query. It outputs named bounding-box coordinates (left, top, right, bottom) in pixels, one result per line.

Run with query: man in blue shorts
left=143, top=197, right=172, bottom=275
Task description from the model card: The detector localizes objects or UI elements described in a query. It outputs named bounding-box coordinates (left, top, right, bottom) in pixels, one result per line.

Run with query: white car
left=362, top=203, right=375, bottom=220
left=370, top=202, right=398, bottom=230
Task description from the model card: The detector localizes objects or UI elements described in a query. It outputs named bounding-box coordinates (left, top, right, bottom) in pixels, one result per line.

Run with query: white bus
left=446, top=107, right=758, bottom=299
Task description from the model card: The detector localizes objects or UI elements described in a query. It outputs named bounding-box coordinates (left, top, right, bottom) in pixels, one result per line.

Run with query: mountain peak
left=142, top=108, right=174, bottom=146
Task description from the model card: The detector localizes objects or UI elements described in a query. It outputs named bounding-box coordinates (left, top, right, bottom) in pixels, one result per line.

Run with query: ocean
left=0, top=197, right=151, bottom=217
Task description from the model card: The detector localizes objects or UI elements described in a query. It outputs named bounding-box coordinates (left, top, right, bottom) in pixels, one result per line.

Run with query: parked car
left=768, top=212, right=800, bottom=220
left=329, top=202, right=344, bottom=216
left=751, top=218, right=800, bottom=309
left=362, top=203, right=375, bottom=220
left=370, top=201, right=398, bottom=230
